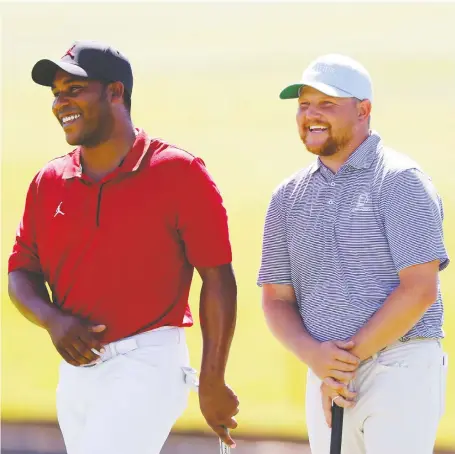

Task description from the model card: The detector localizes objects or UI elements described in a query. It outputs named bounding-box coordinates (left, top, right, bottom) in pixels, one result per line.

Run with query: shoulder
left=376, top=146, right=426, bottom=181
left=146, top=137, right=204, bottom=171
left=372, top=145, right=437, bottom=192
left=379, top=147, right=422, bottom=175
left=31, top=150, right=76, bottom=188
left=374, top=146, right=440, bottom=205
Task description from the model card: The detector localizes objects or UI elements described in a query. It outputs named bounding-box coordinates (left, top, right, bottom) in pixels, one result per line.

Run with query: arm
left=262, top=283, right=319, bottom=363
left=262, top=283, right=359, bottom=381
left=265, top=283, right=359, bottom=426
left=198, top=264, right=237, bottom=384
left=8, top=270, right=60, bottom=329
left=8, top=175, right=59, bottom=330
left=177, top=158, right=237, bottom=377
left=258, top=186, right=359, bottom=383
left=8, top=268, right=106, bottom=366
left=350, top=261, right=439, bottom=361
left=351, top=169, right=449, bottom=361
left=176, top=157, right=239, bottom=445
left=8, top=176, right=105, bottom=366
left=196, top=265, right=239, bottom=448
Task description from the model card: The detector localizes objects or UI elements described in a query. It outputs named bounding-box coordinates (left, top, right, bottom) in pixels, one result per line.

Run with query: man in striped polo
left=257, top=54, right=450, bottom=454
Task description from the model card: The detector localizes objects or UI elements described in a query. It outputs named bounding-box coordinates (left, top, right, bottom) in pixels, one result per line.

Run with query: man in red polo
left=8, top=40, right=239, bottom=454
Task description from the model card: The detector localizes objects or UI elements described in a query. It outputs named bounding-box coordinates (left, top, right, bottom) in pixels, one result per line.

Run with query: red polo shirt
left=8, top=129, right=233, bottom=343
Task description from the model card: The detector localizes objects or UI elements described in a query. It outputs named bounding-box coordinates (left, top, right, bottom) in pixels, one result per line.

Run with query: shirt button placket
left=326, top=179, right=337, bottom=225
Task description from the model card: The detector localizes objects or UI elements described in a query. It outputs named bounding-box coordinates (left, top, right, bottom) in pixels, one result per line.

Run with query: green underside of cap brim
left=279, top=84, right=303, bottom=99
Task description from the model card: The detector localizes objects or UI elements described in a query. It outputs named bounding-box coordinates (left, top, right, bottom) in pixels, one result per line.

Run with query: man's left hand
left=199, top=379, right=239, bottom=447
left=320, top=381, right=357, bottom=428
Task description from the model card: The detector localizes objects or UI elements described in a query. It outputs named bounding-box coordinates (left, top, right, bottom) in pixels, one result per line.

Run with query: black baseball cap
left=31, top=40, right=133, bottom=95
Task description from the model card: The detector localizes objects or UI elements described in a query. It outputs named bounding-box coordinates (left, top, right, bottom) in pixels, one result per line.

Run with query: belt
left=364, top=336, right=440, bottom=364
left=81, top=326, right=182, bottom=367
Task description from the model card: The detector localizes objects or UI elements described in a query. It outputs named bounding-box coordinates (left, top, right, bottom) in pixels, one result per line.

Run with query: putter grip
left=330, top=403, right=344, bottom=454
left=219, top=440, right=231, bottom=454
left=219, top=426, right=231, bottom=454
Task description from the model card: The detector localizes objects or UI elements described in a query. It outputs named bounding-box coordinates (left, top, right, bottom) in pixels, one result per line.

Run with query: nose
left=303, top=104, right=323, bottom=121
left=52, top=93, right=71, bottom=114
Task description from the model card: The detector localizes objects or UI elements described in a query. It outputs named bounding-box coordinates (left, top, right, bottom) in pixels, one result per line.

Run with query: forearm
left=8, top=270, right=60, bottom=329
left=350, top=282, right=436, bottom=361
left=199, top=265, right=237, bottom=384
left=262, top=298, right=319, bottom=365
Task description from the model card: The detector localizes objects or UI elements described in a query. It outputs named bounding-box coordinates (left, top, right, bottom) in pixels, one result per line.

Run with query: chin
left=303, top=143, right=325, bottom=156
left=64, top=133, right=82, bottom=147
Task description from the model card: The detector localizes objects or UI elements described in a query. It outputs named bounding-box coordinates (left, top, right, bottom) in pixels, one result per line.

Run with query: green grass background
left=1, top=2, right=455, bottom=450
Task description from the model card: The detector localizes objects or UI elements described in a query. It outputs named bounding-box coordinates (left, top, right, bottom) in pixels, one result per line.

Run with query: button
left=330, top=182, right=336, bottom=186
left=328, top=200, right=334, bottom=205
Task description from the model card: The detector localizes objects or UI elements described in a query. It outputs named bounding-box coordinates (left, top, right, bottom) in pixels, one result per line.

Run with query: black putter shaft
left=330, top=403, right=344, bottom=454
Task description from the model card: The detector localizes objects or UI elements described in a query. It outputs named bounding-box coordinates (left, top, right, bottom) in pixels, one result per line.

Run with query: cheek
left=332, top=109, right=358, bottom=131
left=326, top=116, right=348, bottom=135
left=81, top=105, right=99, bottom=126
left=52, top=100, right=59, bottom=117
left=296, top=109, right=307, bottom=127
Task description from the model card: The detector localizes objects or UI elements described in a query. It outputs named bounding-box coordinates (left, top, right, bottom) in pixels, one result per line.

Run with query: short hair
left=123, top=90, right=131, bottom=114
left=100, top=80, right=131, bottom=115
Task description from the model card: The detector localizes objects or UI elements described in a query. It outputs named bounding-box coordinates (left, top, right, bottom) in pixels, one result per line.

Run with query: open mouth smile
left=61, top=114, right=81, bottom=127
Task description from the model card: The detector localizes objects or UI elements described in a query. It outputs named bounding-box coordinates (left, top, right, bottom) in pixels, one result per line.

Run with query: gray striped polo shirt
left=257, top=131, right=450, bottom=342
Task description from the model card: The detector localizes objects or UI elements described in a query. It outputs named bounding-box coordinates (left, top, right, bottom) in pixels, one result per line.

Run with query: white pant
left=306, top=339, right=448, bottom=454
left=56, top=327, right=192, bottom=454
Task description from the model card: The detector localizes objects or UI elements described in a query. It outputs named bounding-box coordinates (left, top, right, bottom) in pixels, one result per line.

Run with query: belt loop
left=109, top=342, right=117, bottom=358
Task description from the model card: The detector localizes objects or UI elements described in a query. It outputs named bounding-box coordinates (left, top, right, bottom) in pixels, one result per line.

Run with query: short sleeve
left=177, top=158, right=232, bottom=268
left=8, top=175, right=43, bottom=274
left=257, top=185, right=292, bottom=286
left=382, top=169, right=449, bottom=272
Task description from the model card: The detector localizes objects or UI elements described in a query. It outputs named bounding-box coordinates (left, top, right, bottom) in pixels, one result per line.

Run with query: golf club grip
left=219, top=439, right=231, bottom=454
left=330, top=403, right=344, bottom=454
left=219, top=427, right=231, bottom=454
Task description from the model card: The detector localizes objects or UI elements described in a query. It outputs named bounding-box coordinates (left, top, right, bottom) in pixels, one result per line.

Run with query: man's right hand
left=308, top=340, right=360, bottom=387
left=45, top=311, right=106, bottom=366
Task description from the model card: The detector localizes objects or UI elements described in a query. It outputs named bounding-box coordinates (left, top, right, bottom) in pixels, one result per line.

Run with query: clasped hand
left=308, top=340, right=360, bottom=427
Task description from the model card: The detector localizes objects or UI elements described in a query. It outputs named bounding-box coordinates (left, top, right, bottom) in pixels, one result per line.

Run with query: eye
left=321, top=101, right=335, bottom=107
left=69, top=85, right=83, bottom=93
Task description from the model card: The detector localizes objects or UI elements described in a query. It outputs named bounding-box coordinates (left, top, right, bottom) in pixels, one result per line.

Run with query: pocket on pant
left=375, top=340, right=442, bottom=370
left=440, top=353, right=448, bottom=418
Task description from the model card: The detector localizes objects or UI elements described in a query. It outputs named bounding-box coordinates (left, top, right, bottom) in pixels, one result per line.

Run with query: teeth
left=62, top=114, right=81, bottom=124
left=309, top=125, right=327, bottom=131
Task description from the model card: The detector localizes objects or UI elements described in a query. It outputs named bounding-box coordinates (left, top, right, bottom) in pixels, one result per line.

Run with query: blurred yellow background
left=1, top=2, right=454, bottom=451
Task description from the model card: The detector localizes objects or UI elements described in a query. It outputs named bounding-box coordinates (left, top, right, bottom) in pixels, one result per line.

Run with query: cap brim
left=279, top=80, right=353, bottom=100
left=279, top=83, right=303, bottom=99
left=31, top=59, right=89, bottom=87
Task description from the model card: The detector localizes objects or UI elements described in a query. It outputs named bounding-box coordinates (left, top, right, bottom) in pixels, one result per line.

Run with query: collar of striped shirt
left=311, top=130, right=383, bottom=174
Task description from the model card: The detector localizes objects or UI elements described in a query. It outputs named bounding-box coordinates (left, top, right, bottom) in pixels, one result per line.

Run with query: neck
left=320, top=130, right=370, bottom=173
left=81, top=121, right=136, bottom=180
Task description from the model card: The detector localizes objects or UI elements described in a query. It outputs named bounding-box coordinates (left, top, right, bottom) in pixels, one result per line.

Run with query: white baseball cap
left=279, top=53, right=373, bottom=101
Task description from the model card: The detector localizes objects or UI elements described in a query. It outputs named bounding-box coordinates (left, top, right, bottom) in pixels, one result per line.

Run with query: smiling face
left=296, top=85, right=369, bottom=157
left=51, top=69, right=115, bottom=147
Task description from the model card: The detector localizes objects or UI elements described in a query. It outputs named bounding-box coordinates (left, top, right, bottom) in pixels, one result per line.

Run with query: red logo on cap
left=62, top=45, right=76, bottom=59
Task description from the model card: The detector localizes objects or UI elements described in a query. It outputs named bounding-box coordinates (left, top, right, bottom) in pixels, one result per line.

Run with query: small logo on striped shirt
left=352, top=192, right=373, bottom=212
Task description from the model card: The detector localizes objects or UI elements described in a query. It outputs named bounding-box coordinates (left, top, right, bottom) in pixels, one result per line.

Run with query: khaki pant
left=306, top=339, right=448, bottom=454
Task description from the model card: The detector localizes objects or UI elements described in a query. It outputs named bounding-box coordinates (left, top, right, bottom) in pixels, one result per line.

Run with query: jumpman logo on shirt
left=54, top=202, right=65, bottom=217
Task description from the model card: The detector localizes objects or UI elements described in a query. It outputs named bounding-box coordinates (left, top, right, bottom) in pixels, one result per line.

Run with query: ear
left=358, top=99, right=372, bottom=123
left=108, top=81, right=125, bottom=105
